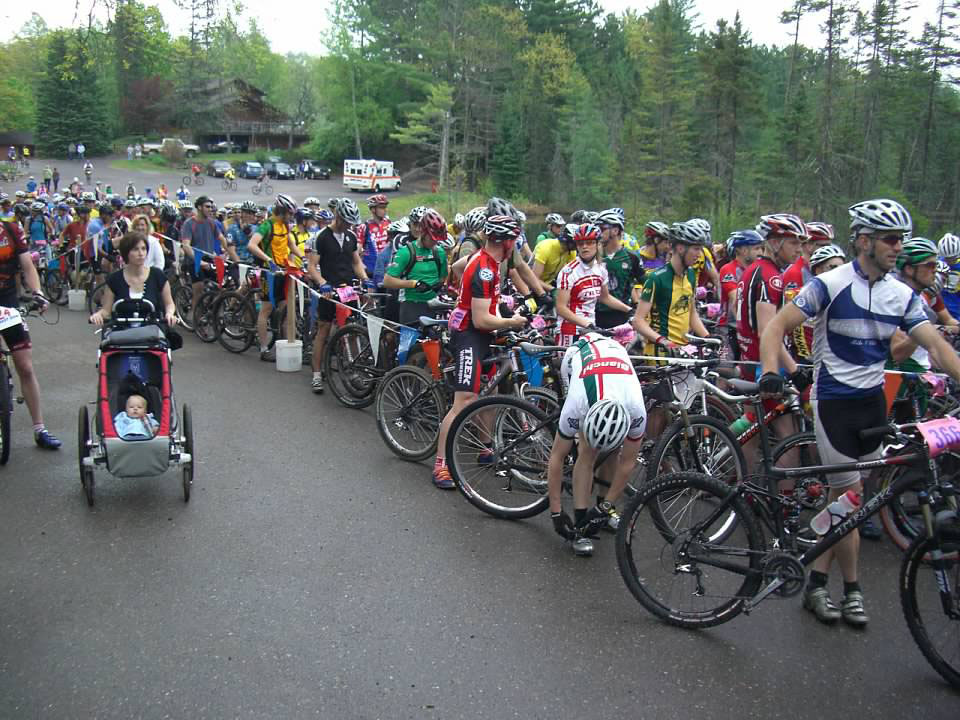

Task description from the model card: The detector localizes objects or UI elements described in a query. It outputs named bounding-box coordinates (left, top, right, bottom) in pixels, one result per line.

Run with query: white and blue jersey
left=792, top=260, right=929, bottom=400
left=941, top=257, right=960, bottom=317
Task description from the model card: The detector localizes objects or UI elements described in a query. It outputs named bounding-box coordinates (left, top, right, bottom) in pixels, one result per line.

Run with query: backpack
left=399, top=243, right=444, bottom=282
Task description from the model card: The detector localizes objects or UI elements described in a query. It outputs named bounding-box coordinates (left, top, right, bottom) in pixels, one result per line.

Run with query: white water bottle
left=809, top=490, right=861, bottom=536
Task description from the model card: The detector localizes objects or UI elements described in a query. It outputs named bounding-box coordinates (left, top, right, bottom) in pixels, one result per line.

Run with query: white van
left=343, top=159, right=401, bottom=192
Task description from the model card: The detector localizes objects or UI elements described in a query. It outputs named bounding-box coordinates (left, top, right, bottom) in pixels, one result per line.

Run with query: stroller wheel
left=78, top=406, right=95, bottom=507
left=181, top=404, right=193, bottom=502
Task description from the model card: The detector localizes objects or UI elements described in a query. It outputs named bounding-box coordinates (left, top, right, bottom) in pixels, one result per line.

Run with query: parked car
left=301, top=160, right=331, bottom=180
left=267, top=156, right=282, bottom=164
left=237, top=161, right=264, bottom=179
left=142, top=137, right=200, bottom=157
left=206, top=160, right=234, bottom=177
left=265, top=162, right=295, bottom=180
left=209, top=140, right=241, bottom=153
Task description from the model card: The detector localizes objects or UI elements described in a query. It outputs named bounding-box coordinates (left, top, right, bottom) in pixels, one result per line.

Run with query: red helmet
left=367, top=193, right=388, bottom=208
left=420, top=209, right=447, bottom=240
left=574, top=223, right=602, bottom=244
left=805, top=221, right=835, bottom=243
left=757, top=213, right=808, bottom=240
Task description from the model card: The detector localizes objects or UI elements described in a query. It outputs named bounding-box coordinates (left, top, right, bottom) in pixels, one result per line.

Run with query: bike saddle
left=427, top=297, right=454, bottom=310
left=418, top=316, right=448, bottom=328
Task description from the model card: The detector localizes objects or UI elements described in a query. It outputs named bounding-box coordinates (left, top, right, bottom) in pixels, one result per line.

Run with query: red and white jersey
left=556, top=257, right=607, bottom=338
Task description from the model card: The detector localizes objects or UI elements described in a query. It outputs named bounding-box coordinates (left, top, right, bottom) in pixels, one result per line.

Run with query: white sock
left=313, top=371, right=322, bottom=380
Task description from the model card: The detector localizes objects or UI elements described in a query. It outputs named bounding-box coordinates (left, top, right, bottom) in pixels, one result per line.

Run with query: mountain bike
left=251, top=178, right=273, bottom=196
left=615, top=388, right=960, bottom=690
left=0, top=296, right=49, bottom=465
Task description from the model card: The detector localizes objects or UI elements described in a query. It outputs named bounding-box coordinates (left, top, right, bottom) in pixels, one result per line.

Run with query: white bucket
left=67, top=289, right=86, bottom=311
left=275, top=340, right=303, bottom=372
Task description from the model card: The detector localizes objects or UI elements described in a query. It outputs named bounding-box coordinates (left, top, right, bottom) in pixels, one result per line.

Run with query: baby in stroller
left=113, top=393, right=160, bottom=440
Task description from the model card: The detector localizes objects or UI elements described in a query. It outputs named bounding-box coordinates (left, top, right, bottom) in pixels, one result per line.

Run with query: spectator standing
left=134, top=143, right=142, bottom=159
left=126, top=144, right=134, bottom=161
left=52, top=167, right=60, bottom=192
left=76, top=142, right=86, bottom=161
left=68, top=143, right=75, bottom=160
left=42, top=165, right=52, bottom=192
left=25, top=176, right=37, bottom=194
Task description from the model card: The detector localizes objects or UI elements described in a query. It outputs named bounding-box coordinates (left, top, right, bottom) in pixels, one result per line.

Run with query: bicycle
left=374, top=321, right=562, bottom=462
left=615, top=388, right=960, bottom=690
left=221, top=178, right=237, bottom=192
left=251, top=178, right=273, bottom=196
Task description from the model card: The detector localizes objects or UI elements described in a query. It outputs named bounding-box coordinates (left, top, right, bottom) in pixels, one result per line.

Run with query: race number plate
left=0, top=306, right=23, bottom=331
left=336, top=286, right=358, bottom=303
left=530, top=315, right=546, bottom=330
left=917, top=416, right=960, bottom=458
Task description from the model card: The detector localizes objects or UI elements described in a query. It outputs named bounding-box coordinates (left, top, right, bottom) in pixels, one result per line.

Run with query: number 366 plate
left=917, top=416, right=960, bottom=458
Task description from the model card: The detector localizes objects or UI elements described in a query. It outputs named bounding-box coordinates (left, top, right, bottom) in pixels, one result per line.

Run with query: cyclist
left=226, top=201, right=257, bottom=266
left=687, top=218, right=720, bottom=295
left=191, top=163, right=202, bottom=181
left=83, top=161, right=93, bottom=184
left=0, top=218, right=59, bottom=449
left=631, top=220, right=711, bottom=437
left=60, top=204, right=94, bottom=272
left=759, top=198, right=960, bottom=627
left=782, top=221, right=835, bottom=362
left=548, top=331, right=647, bottom=556
left=126, top=181, right=136, bottom=199
left=532, top=221, right=576, bottom=290
left=223, top=166, right=236, bottom=183
left=716, top=230, right=763, bottom=359
left=306, top=198, right=371, bottom=394
left=536, top=213, right=566, bottom=248
left=556, top=224, right=632, bottom=345
left=247, top=194, right=304, bottom=361
left=180, top=195, right=228, bottom=310
left=26, top=201, right=54, bottom=261
left=639, top=221, right=671, bottom=272
left=596, top=208, right=645, bottom=329
left=289, top=208, right=313, bottom=270
left=358, top=194, right=391, bottom=276
left=938, top=232, right=960, bottom=318
left=809, top=243, right=846, bottom=277
left=888, top=237, right=959, bottom=406
left=384, top=209, right=448, bottom=326
left=432, top=215, right=528, bottom=489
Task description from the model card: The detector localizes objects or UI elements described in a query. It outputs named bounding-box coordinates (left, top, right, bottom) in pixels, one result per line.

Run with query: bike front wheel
left=446, top=395, right=554, bottom=519
left=214, top=291, right=256, bottom=353
left=323, top=323, right=379, bottom=409
left=900, top=530, right=960, bottom=689
left=375, top=365, right=445, bottom=461
left=616, top=471, right=764, bottom=628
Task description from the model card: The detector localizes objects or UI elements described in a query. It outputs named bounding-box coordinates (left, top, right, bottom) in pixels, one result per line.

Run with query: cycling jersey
left=782, top=257, right=814, bottom=360
left=359, top=218, right=390, bottom=275
left=227, top=222, right=253, bottom=264
left=449, top=248, right=500, bottom=333
left=691, top=245, right=715, bottom=286
left=941, top=257, right=960, bottom=317
left=312, top=226, right=359, bottom=287
left=736, top=256, right=785, bottom=363
left=387, top=239, right=447, bottom=302
left=792, top=260, right=929, bottom=400
left=558, top=334, right=646, bottom=441
left=556, top=257, right=607, bottom=339
left=639, top=262, right=697, bottom=353
left=533, top=237, right=574, bottom=284
left=290, top=226, right=310, bottom=269
left=602, top=247, right=645, bottom=303
left=622, top=232, right=641, bottom=254
left=716, top=259, right=744, bottom=326
left=256, top=218, right=292, bottom=267
left=638, top=245, right=667, bottom=272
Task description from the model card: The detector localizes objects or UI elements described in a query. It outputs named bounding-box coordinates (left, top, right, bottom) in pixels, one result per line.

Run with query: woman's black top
left=106, top=266, right=168, bottom=311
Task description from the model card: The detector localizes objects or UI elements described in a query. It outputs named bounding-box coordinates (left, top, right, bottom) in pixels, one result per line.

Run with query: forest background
left=2, top=0, right=960, bottom=237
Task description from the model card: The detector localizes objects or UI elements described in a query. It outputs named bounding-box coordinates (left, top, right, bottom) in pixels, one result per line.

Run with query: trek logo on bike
left=917, top=416, right=960, bottom=458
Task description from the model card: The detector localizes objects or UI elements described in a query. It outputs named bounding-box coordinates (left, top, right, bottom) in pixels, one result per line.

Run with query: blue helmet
left=729, top=229, right=764, bottom=250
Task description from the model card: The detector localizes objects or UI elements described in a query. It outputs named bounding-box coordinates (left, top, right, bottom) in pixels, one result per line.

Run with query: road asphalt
left=0, top=303, right=957, bottom=719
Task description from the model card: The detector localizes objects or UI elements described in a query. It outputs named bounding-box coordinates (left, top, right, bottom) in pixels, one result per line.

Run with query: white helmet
left=583, top=399, right=629, bottom=451
left=939, top=233, right=960, bottom=259
left=849, top=198, right=912, bottom=233
left=809, top=243, right=846, bottom=270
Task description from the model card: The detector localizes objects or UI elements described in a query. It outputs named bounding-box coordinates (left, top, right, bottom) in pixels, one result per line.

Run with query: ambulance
left=342, top=159, right=402, bottom=192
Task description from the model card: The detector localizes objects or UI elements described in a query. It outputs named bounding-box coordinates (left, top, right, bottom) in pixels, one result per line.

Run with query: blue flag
left=193, top=251, right=202, bottom=276
left=396, top=326, right=420, bottom=364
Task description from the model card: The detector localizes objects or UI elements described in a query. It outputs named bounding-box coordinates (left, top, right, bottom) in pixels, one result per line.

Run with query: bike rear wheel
left=86, top=281, right=107, bottom=315
left=446, top=395, right=553, bottom=519
left=323, top=324, right=378, bottom=409
left=174, top=284, right=194, bottom=332
left=182, top=176, right=192, bottom=186
left=900, top=531, right=960, bottom=689
left=193, top=290, right=219, bottom=343
left=375, top=365, right=445, bottom=461
left=616, top=471, right=764, bottom=628
left=214, top=291, right=256, bottom=353
left=43, top=269, right=67, bottom=305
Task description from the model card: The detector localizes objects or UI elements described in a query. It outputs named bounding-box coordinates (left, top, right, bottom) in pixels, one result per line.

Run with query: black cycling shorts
left=450, top=329, right=493, bottom=393
left=316, top=298, right=359, bottom=323
left=0, top=296, right=30, bottom=352
left=812, top=391, right=886, bottom=488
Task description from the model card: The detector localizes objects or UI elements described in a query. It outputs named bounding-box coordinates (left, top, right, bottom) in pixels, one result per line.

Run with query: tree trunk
left=817, top=0, right=836, bottom=218
left=439, top=111, right=451, bottom=189
left=920, top=0, right=947, bottom=201
left=350, top=61, right=363, bottom=158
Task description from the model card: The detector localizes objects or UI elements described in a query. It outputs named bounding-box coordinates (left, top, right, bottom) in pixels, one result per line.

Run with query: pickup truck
left=142, top=138, right=200, bottom=157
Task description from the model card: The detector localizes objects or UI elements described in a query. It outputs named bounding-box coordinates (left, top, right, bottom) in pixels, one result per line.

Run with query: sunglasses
left=874, top=233, right=903, bottom=246
left=915, top=261, right=939, bottom=270
left=576, top=238, right=598, bottom=246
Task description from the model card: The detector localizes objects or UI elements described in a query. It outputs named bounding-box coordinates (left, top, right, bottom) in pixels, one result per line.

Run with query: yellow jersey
left=533, top=237, right=575, bottom=284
